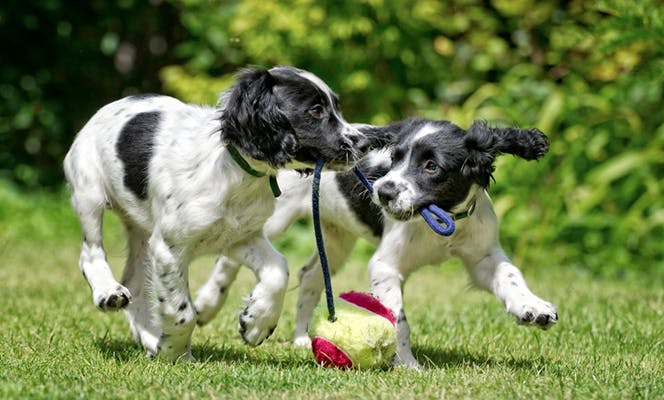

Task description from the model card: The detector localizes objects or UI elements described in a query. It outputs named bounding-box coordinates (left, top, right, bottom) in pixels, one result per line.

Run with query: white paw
left=509, top=296, right=558, bottom=329
left=194, top=289, right=225, bottom=326
left=392, top=351, right=420, bottom=369
left=176, top=352, right=198, bottom=363
left=156, top=335, right=195, bottom=362
left=194, top=303, right=215, bottom=326
left=93, top=284, right=132, bottom=311
left=293, top=335, right=312, bottom=348
left=149, top=349, right=198, bottom=363
left=238, top=295, right=282, bottom=346
left=131, top=326, right=159, bottom=352
left=194, top=275, right=235, bottom=327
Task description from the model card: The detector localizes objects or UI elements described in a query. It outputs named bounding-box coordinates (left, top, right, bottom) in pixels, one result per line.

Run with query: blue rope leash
left=352, top=166, right=456, bottom=236
left=312, top=158, right=337, bottom=322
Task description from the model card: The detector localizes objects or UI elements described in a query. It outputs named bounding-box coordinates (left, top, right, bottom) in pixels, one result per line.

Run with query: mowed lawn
left=0, top=188, right=662, bottom=399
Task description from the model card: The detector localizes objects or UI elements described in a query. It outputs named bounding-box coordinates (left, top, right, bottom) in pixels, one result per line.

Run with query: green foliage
left=163, top=0, right=663, bottom=277
left=0, top=180, right=77, bottom=247
left=1, top=0, right=662, bottom=277
left=0, top=0, right=183, bottom=187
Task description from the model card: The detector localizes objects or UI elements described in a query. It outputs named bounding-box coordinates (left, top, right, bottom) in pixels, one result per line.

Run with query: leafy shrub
left=1, top=0, right=661, bottom=278
left=160, top=0, right=663, bottom=278
left=0, top=0, right=183, bottom=187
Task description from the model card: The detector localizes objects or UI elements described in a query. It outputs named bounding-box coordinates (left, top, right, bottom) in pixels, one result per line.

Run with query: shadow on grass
left=95, top=336, right=540, bottom=371
left=95, top=337, right=145, bottom=362
left=414, top=345, right=541, bottom=371
left=94, top=337, right=310, bottom=368
left=193, top=342, right=310, bottom=368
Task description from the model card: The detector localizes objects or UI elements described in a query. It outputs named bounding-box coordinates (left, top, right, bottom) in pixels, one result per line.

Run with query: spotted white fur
left=64, top=67, right=367, bottom=361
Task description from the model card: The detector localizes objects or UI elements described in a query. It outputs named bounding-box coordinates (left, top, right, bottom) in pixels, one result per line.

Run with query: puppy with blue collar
left=195, top=118, right=558, bottom=367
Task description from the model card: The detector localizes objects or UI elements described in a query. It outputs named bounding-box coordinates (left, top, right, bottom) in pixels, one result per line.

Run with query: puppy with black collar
left=64, top=66, right=375, bottom=361
left=195, top=118, right=558, bottom=367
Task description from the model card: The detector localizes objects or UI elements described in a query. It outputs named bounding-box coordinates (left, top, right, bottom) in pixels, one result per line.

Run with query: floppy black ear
left=220, top=68, right=298, bottom=166
left=462, top=120, right=549, bottom=186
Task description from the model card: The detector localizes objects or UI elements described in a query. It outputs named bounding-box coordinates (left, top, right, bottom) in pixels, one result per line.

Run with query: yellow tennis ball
left=309, top=292, right=396, bottom=369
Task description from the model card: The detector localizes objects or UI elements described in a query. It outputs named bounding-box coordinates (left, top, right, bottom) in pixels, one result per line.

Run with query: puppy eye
left=423, top=160, right=439, bottom=173
left=308, top=104, right=325, bottom=119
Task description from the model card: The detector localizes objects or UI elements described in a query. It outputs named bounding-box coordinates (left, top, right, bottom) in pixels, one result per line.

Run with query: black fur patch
left=220, top=68, right=297, bottom=166
left=375, top=118, right=548, bottom=217
left=335, top=159, right=388, bottom=238
left=404, top=125, right=476, bottom=211
left=126, top=93, right=162, bottom=101
left=220, top=66, right=363, bottom=168
left=116, top=111, right=161, bottom=199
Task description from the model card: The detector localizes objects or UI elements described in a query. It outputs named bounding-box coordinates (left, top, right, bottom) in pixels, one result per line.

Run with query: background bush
left=1, top=0, right=662, bottom=279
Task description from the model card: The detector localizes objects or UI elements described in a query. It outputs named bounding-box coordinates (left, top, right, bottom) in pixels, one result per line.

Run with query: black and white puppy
left=194, top=118, right=558, bottom=367
left=63, top=66, right=375, bottom=362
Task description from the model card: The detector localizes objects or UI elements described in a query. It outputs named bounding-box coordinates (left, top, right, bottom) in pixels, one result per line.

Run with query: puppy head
left=220, top=66, right=368, bottom=169
left=372, top=119, right=549, bottom=221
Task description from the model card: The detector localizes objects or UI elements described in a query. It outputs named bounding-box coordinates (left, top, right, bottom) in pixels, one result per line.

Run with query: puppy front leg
left=293, top=254, right=323, bottom=347
left=228, top=235, right=289, bottom=346
left=294, top=227, right=355, bottom=348
left=148, top=233, right=197, bottom=362
left=368, top=254, right=419, bottom=368
left=464, top=248, right=558, bottom=329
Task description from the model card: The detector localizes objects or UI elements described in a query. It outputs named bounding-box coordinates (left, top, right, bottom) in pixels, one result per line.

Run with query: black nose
left=377, top=181, right=399, bottom=205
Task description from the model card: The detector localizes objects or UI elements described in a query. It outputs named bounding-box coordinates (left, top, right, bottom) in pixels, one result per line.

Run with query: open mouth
left=324, top=157, right=358, bottom=171
left=382, top=205, right=416, bottom=221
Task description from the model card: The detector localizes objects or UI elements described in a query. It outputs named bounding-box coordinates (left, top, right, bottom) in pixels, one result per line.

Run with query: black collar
left=225, top=144, right=281, bottom=197
left=452, top=198, right=476, bottom=220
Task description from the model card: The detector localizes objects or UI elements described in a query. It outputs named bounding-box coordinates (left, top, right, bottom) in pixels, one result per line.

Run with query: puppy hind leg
left=70, top=190, right=132, bottom=311
left=148, top=233, right=197, bottom=362
left=120, top=225, right=160, bottom=352
left=293, top=254, right=322, bottom=347
left=194, top=255, right=241, bottom=326
left=229, top=236, right=289, bottom=347
left=294, top=227, right=355, bottom=347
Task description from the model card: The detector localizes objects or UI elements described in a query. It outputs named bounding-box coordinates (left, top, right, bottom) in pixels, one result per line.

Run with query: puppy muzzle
left=373, top=179, right=417, bottom=221
left=345, top=126, right=373, bottom=155
left=325, top=125, right=367, bottom=169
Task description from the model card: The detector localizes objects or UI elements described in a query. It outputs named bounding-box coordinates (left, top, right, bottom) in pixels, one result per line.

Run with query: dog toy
left=310, top=291, right=396, bottom=369
left=310, top=159, right=396, bottom=369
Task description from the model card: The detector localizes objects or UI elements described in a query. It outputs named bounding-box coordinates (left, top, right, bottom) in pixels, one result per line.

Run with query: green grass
left=0, top=183, right=662, bottom=399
